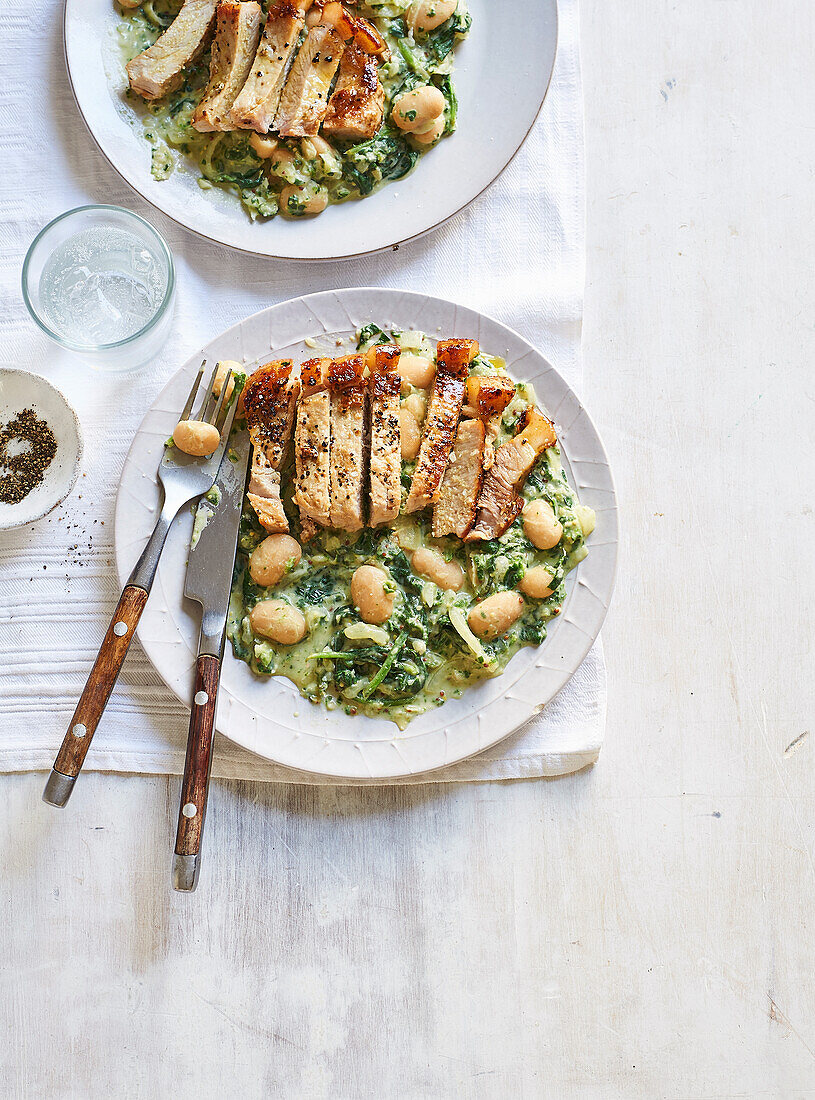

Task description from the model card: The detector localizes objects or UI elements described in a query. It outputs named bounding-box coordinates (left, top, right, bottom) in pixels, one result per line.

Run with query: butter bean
left=522, top=499, right=563, bottom=550
left=399, top=408, right=422, bottom=460
left=248, top=534, right=302, bottom=587
left=351, top=565, right=395, bottom=624
left=391, top=86, right=445, bottom=133
left=468, top=591, right=525, bottom=640
left=398, top=353, right=436, bottom=390
left=250, top=599, right=307, bottom=645
left=407, top=0, right=457, bottom=34
left=412, top=547, right=465, bottom=592
left=172, top=419, right=220, bottom=457
left=519, top=565, right=554, bottom=599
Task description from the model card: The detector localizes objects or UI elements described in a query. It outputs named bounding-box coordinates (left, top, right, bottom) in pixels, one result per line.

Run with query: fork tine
left=208, top=368, right=233, bottom=426
left=179, top=362, right=206, bottom=423
left=198, top=364, right=220, bottom=422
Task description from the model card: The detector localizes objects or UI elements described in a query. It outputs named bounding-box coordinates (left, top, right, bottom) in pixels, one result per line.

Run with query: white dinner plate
left=114, top=288, right=617, bottom=779
left=64, top=0, right=558, bottom=260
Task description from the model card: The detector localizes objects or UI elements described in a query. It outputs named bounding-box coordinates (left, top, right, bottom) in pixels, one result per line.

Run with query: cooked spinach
left=343, top=132, right=419, bottom=196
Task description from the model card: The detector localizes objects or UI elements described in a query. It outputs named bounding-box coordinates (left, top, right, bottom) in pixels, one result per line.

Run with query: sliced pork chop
left=294, top=358, right=332, bottom=536
left=242, top=359, right=299, bottom=532
left=328, top=356, right=367, bottom=531
left=242, top=359, right=299, bottom=467
left=466, top=409, right=558, bottom=541
left=432, top=418, right=486, bottom=538
left=463, top=374, right=516, bottom=469
left=404, top=339, right=478, bottom=514
left=367, top=344, right=402, bottom=527
left=192, top=1, right=263, bottom=132
left=274, top=23, right=345, bottom=137
left=247, top=448, right=289, bottom=533
left=228, top=1, right=305, bottom=132
left=322, top=41, right=385, bottom=142
left=126, top=0, right=218, bottom=101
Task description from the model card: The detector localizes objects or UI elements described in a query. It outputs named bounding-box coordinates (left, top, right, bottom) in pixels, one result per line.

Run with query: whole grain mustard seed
left=0, top=408, right=57, bottom=505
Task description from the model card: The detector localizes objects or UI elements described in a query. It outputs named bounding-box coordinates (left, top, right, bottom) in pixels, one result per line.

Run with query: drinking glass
left=22, top=205, right=176, bottom=372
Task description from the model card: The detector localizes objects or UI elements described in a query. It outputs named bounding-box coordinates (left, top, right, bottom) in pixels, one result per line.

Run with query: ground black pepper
left=0, top=408, right=57, bottom=505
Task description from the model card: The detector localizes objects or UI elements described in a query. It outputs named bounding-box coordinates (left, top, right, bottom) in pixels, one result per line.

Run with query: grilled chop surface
left=192, top=1, right=263, bottom=132
left=322, top=42, right=385, bottom=142
left=329, top=356, right=367, bottom=531
left=274, top=24, right=345, bottom=137
left=432, top=417, right=486, bottom=538
left=368, top=344, right=402, bottom=527
left=127, top=0, right=218, bottom=101
left=229, top=1, right=305, bottom=132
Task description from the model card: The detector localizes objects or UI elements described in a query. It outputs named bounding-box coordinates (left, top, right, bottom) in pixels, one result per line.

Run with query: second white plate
left=64, top=0, right=558, bottom=260
left=114, top=288, right=616, bottom=779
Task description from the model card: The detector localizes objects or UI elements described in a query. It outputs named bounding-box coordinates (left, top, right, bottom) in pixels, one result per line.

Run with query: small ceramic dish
left=0, top=370, right=83, bottom=531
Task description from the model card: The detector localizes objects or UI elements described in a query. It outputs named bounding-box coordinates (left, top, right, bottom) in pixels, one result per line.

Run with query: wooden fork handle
left=42, top=585, right=149, bottom=807
left=172, top=654, right=220, bottom=892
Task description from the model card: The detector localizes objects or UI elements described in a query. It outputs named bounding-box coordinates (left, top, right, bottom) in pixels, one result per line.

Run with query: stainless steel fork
left=43, top=362, right=238, bottom=808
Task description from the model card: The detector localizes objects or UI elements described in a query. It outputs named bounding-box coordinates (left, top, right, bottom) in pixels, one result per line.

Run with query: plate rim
left=114, top=287, right=618, bottom=780
left=62, top=0, right=559, bottom=262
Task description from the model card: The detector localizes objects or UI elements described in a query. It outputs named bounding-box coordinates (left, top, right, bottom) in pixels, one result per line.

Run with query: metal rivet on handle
left=182, top=803, right=197, bottom=818
left=72, top=724, right=87, bottom=738
left=194, top=691, right=208, bottom=705
left=113, top=621, right=128, bottom=637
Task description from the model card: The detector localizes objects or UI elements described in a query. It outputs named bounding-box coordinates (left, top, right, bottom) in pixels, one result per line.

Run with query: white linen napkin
left=0, top=0, right=604, bottom=782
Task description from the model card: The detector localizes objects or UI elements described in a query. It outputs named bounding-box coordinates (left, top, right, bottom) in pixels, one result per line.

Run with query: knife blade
left=184, top=425, right=251, bottom=657
left=173, top=421, right=251, bottom=891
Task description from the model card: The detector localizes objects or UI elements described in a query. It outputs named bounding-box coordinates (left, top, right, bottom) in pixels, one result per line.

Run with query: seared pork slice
left=228, top=2, right=305, bottom=132
left=274, top=24, right=345, bottom=137
left=127, top=0, right=218, bottom=101
left=192, top=1, right=263, bottom=132
left=463, top=374, right=516, bottom=468
left=432, top=418, right=486, bottom=538
left=294, top=358, right=332, bottom=534
left=368, top=344, right=402, bottom=527
left=328, top=356, right=367, bottom=531
left=466, top=409, right=558, bottom=542
left=242, top=359, right=299, bottom=468
left=322, top=42, right=385, bottom=142
left=242, top=359, right=299, bottom=532
left=404, top=339, right=476, bottom=514
left=247, top=448, right=289, bottom=532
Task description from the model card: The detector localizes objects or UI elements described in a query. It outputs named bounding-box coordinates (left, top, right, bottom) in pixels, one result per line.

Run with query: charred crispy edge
left=300, top=357, right=331, bottom=392
left=323, top=41, right=383, bottom=130
left=436, top=339, right=479, bottom=378
left=372, top=343, right=400, bottom=373
left=328, top=355, right=366, bottom=391
left=465, top=375, right=516, bottom=420
left=370, top=368, right=401, bottom=401
left=242, top=360, right=294, bottom=428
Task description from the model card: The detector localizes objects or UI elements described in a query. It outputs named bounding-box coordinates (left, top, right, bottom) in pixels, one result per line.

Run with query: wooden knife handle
left=173, top=654, right=220, bottom=891
left=44, top=585, right=149, bottom=805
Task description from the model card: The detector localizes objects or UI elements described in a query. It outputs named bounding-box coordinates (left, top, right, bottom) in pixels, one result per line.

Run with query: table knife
left=172, top=425, right=251, bottom=892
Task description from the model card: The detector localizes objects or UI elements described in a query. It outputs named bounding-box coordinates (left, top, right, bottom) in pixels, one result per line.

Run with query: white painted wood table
left=3, top=1, right=814, bottom=1095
